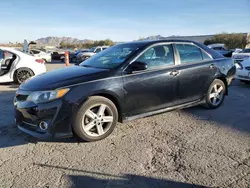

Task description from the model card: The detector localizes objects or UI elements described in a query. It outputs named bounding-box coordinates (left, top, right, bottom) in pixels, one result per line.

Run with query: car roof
left=0, top=47, right=23, bottom=54
left=207, top=43, right=225, bottom=48
left=120, top=39, right=206, bottom=46
left=0, top=47, right=33, bottom=57
left=118, top=39, right=224, bottom=59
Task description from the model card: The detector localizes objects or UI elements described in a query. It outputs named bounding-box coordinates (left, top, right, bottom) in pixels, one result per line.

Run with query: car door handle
left=169, top=70, right=179, bottom=76
left=209, top=64, right=216, bottom=69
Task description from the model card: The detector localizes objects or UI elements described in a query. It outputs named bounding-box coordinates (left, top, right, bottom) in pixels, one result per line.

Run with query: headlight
left=27, top=88, right=69, bottom=103
left=235, top=63, right=243, bottom=70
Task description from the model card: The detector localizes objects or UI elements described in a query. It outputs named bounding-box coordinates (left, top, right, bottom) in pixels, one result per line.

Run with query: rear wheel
left=204, top=79, right=226, bottom=109
left=73, top=96, right=118, bottom=142
left=14, top=68, right=34, bottom=84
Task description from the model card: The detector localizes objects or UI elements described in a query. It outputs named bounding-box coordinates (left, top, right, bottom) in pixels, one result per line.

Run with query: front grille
left=16, top=94, right=28, bottom=101
left=245, top=66, right=250, bottom=71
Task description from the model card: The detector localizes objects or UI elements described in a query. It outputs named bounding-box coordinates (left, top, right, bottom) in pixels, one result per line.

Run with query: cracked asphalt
left=0, top=62, right=250, bottom=188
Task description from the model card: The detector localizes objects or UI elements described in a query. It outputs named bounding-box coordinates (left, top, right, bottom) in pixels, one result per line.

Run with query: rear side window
left=201, top=50, right=212, bottom=61
left=176, top=44, right=203, bottom=64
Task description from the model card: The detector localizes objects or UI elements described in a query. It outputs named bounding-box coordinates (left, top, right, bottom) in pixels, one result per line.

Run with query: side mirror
left=126, top=61, right=148, bottom=73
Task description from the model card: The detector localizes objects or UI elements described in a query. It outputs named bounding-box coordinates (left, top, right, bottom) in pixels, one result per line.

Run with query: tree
left=246, top=33, right=250, bottom=48
left=204, top=33, right=247, bottom=49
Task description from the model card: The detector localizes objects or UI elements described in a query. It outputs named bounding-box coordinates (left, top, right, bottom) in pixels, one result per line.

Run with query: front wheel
left=73, top=96, right=118, bottom=142
left=14, top=68, right=34, bottom=84
left=204, top=79, right=226, bottom=109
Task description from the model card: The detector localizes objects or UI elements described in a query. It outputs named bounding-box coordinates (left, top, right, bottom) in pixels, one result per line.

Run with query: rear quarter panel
left=11, top=54, right=46, bottom=78
left=215, top=57, right=236, bottom=82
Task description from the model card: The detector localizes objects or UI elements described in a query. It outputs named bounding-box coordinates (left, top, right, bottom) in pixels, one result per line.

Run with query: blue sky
left=0, top=0, right=250, bottom=42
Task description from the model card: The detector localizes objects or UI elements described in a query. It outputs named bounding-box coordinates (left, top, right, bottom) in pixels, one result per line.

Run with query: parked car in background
left=61, top=49, right=89, bottom=63
left=29, top=49, right=52, bottom=63
left=232, top=48, right=250, bottom=64
left=14, top=40, right=235, bottom=141
left=51, top=50, right=65, bottom=60
left=232, top=48, right=243, bottom=56
left=207, top=44, right=233, bottom=57
left=75, top=46, right=109, bottom=65
left=235, top=58, right=250, bottom=84
left=0, top=47, right=46, bottom=84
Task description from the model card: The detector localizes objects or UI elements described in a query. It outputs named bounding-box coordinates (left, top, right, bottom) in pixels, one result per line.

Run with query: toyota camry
left=14, top=40, right=236, bottom=141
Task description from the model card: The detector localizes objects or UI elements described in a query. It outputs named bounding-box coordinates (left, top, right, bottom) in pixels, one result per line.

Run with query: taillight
left=36, top=59, right=45, bottom=63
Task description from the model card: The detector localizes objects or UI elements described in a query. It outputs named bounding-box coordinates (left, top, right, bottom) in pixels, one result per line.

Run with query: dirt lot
left=0, top=62, right=250, bottom=188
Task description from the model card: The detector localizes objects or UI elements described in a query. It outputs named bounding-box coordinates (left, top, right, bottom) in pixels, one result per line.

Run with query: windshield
left=241, top=48, right=250, bottom=53
left=80, top=43, right=143, bottom=69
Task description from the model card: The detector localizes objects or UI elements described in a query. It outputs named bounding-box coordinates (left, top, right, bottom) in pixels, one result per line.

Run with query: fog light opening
left=39, top=121, right=48, bottom=131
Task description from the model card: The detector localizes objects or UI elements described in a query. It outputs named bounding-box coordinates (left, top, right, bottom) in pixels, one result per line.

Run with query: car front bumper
left=14, top=92, right=74, bottom=139
left=235, top=69, right=250, bottom=81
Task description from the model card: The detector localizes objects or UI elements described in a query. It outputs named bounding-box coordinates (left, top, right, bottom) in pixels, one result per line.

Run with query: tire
left=204, top=79, right=226, bottom=109
left=14, top=68, right=34, bottom=84
left=73, top=96, right=118, bottom=142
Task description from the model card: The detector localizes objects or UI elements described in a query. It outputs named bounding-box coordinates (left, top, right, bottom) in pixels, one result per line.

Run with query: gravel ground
left=0, top=62, right=250, bottom=188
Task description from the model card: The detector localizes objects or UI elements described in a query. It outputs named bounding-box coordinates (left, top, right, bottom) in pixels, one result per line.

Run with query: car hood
left=241, top=59, right=250, bottom=66
left=20, top=66, right=109, bottom=91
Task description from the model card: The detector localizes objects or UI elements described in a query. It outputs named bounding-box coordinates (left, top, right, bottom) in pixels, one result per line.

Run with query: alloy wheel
left=82, top=104, right=114, bottom=137
left=209, top=84, right=224, bottom=106
left=17, top=70, right=33, bottom=83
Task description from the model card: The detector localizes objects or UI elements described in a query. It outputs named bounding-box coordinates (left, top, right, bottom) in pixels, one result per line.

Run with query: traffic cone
left=65, top=51, right=70, bottom=66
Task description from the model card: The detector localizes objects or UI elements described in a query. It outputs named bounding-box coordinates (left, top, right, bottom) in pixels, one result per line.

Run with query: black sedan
left=14, top=40, right=236, bottom=141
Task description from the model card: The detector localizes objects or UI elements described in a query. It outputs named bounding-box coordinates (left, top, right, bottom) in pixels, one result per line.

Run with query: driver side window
left=136, top=44, right=174, bottom=69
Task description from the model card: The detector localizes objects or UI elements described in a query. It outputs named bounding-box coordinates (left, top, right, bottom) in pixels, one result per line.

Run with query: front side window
left=175, top=44, right=203, bottom=64
left=136, top=44, right=174, bottom=69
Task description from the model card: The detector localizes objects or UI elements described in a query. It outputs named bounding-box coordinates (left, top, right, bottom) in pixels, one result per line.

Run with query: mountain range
left=35, top=33, right=248, bottom=46
left=35, top=35, right=215, bottom=46
left=36, top=37, right=94, bottom=46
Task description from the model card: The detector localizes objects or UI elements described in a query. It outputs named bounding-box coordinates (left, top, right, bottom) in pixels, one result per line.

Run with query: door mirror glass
left=126, top=61, right=148, bottom=73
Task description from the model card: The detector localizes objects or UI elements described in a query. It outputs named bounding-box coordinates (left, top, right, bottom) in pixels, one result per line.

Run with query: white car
left=232, top=48, right=243, bottom=56
left=207, top=43, right=232, bottom=57
left=235, top=59, right=250, bottom=84
left=29, top=49, right=52, bottom=63
left=0, top=47, right=46, bottom=84
left=75, top=46, right=109, bottom=64
left=232, top=48, right=250, bottom=65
